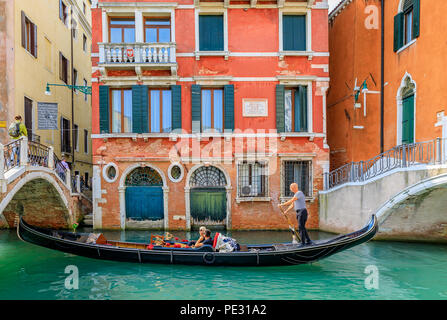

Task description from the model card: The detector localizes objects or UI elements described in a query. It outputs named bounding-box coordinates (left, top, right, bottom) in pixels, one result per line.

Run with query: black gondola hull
left=17, top=215, right=378, bottom=266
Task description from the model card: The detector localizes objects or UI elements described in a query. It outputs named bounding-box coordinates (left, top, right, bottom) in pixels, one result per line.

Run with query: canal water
left=0, top=228, right=446, bottom=300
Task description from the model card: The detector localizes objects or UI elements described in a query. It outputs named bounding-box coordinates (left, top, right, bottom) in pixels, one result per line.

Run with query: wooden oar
left=278, top=204, right=301, bottom=243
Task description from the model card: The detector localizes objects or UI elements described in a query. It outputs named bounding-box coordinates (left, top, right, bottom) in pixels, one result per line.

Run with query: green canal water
left=0, top=228, right=446, bottom=300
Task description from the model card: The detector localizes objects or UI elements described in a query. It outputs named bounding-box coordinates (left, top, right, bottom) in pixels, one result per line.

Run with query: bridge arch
left=0, top=171, right=73, bottom=228
left=376, top=173, right=447, bottom=225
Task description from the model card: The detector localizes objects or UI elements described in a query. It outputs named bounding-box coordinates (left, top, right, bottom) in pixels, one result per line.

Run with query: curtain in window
left=213, top=89, right=223, bottom=133
left=202, top=90, right=212, bottom=131
left=151, top=90, right=161, bottom=132
left=112, top=91, right=122, bottom=133
left=123, top=90, right=132, bottom=133
left=162, top=90, right=172, bottom=132
left=284, top=90, right=293, bottom=132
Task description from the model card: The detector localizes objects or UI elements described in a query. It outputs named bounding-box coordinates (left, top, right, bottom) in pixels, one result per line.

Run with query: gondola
left=17, top=215, right=378, bottom=266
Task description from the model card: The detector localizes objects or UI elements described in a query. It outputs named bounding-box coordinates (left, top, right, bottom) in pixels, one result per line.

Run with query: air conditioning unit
left=241, top=185, right=252, bottom=196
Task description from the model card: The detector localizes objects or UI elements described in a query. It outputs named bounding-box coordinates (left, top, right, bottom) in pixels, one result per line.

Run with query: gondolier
left=278, top=183, right=313, bottom=246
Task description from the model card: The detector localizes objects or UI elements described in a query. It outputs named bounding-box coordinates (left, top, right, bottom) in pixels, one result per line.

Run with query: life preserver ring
left=203, top=252, right=215, bottom=264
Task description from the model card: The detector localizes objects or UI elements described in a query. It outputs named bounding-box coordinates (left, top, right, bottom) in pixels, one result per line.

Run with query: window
left=73, top=68, right=78, bottom=92
left=83, top=2, right=86, bottom=15
left=83, top=34, right=87, bottom=52
left=284, top=86, right=308, bottom=132
left=73, top=124, right=79, bottom=152
left=149, top=89, right=172, bottom=133
left=238, top=161, right=268, bottom=198
left=72, top=19, right=78, bottom=39
left=85, top=172, right=89, bottom=188
left=283, top=161, right=311, bottom=197
left=83, top=79, right=88, bottom=101
left=59, top=52, right=69, bottom=84
left=109, top=18, right=135, bottom=43
left=61, top=117, right=71, bottom=153
left=145, top=18, right=171, bottom=43
left=111, top=88, right=132, bottom=133
left=84, top=129, right=88, bottom=153
left=59, top=0, right=68, bottom=25
left=199, top=15, right=224, bottom=51
left=21, top=12, right=37, bottom=57
left=394, top=0, right=420, bottom=52
left=283, top=15, right=306, bottom=51
left=201, top=88, right=223, bottom=132
left=404, top=6, right=413, bottom=45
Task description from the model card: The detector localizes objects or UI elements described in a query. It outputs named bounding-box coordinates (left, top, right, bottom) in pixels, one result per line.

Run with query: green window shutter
left=394, top=13, right=404, bottom=52
left=276, top=85, right=285, bottom=133
left=132, top=85, right=148, bottom=133
left=99, top=85, right=110, bottom=133
left=199, top=15, right=224, bottom=51
left=224, top=85, right=234, bottom=132
left=295, top=86, right=308, bottom=132
left=283, top=15, right=306, bottom=51
left=402, top=95, right=415, bottom=144
left=171, top=85, right=182, bottom=131
left=191, top=85, right=201, bottom=133
left=413, top=0, right=420, bottom=38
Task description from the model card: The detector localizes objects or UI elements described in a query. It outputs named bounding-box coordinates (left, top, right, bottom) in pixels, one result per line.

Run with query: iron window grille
left=190, top=166, right=227, bottom=188
left=282, top=160, right=311, bottom=197
left=237, top=161, right=268, bottom=198
left=125, top=167, right=163, bottom=186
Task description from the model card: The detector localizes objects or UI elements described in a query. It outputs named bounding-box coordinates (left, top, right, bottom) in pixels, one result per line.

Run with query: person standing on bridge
left=278, top=183, right=313, bottom=246
left=8, top=115, right=28, bottom=167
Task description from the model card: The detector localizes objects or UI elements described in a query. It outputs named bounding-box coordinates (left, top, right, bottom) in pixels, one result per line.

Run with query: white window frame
left=279, top=7, right=312, bottom=60
left=194, top=7, right=229, bottom=60
left=100, top=4, right=176, bottom=44
left=235, top=159, right=270, bottom=203
left=278, top=78, right=314, bottom=135
left=279, top=157, right=314, bottom=202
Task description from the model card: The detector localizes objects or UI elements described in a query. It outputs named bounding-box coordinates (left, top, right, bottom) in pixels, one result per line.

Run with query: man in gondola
left=278, top=183, right=313, bottom=246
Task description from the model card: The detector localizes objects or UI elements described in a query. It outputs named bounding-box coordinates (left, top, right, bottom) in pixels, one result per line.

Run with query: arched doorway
left=189, top=166, right=228, bottom=228
left=397, top=74, right=416, bottom=145
left=124, top=167, right=164, bottom=223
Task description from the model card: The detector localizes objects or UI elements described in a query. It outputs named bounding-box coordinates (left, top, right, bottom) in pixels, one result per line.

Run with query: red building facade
left=91, top=0, right=330, bottom=230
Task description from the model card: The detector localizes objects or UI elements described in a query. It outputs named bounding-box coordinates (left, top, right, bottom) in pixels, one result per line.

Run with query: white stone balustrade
left=99, top=42, right=176, bottom=64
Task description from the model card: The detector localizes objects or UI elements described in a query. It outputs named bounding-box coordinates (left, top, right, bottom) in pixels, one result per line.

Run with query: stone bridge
left=0, top=137, right=92, bottom=229
left=319, top=139, right=447, bottom=243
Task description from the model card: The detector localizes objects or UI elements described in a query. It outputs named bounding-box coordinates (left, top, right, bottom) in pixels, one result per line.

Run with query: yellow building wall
left=13, top=0, right=92, bottom=182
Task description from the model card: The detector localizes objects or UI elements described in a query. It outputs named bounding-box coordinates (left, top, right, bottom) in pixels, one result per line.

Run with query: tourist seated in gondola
left=188, top=226, right=206, bottom=247
left=192, top=229, right=213, bottom=248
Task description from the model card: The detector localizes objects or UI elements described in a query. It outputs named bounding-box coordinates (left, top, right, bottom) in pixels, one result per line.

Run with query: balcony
left=98, top=42, right=177, bottom=76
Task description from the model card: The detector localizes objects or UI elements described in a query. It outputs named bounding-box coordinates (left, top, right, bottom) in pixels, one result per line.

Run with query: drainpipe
left=380, top=0, right=385, bottom=153
left=71, top=6, right=75, bottom=174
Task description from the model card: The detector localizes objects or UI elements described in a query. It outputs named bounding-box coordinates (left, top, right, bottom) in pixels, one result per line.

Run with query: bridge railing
left=324, top=138, right=445, bottom=190
left=1, top=137, right=72, bottom=192
left=28, top=141, right=50, bottom=167
left=3, top=140, right=21, bottom=172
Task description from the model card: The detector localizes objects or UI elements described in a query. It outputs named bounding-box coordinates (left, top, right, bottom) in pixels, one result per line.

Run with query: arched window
left=189, top=166, right=227, bottom=188
left=394, top=0, right=420, bottom=52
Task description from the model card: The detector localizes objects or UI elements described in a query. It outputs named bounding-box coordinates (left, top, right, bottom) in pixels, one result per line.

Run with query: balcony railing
left=99, top=42, right=176, bottom=65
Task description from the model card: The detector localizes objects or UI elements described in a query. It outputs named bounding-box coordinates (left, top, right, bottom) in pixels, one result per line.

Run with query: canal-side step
left=83, top=213, right=93, bottom=226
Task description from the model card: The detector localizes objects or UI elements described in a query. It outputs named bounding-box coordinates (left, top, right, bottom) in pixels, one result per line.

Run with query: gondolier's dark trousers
left=296, top=209, right=312, bottom=245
